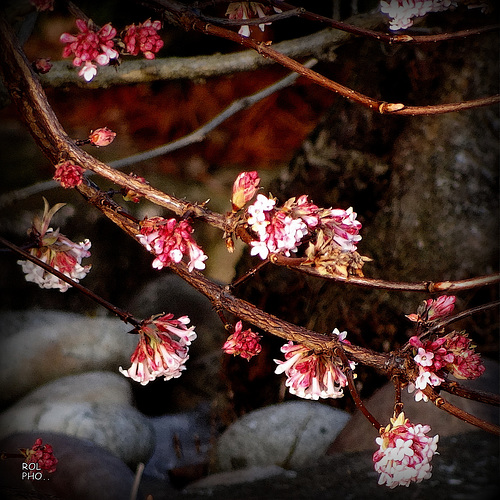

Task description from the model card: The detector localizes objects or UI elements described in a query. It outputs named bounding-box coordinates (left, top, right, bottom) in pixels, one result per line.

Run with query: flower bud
left=32, top=57, right=52, bottom=74
left=231, top=171, right=260, bottom=211
left=89, top=127, right=116, bottom=147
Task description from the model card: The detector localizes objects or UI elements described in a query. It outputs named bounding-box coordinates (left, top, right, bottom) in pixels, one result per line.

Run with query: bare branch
left=153, top=0, right=499, bottom=116
left=269, top=0, right=499, bottom=44
left=422, top=385, right=500, bottom=435
left=0, top=234, right=142, bottom=328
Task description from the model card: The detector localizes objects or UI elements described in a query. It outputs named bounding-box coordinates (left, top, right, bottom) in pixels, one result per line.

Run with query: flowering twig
left=0, top=235, right=142, bottom=328
left=1, top=15, right=497, bottom=295
left=37, top=12, right=382, bottom=89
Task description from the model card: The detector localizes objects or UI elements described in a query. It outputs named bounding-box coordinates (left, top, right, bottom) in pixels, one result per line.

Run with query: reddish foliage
left=45, top=67, right=335, bottom=173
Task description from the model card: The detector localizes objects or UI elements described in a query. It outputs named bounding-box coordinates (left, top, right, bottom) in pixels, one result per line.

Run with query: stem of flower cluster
left=0, top=235, right=142, bottom=329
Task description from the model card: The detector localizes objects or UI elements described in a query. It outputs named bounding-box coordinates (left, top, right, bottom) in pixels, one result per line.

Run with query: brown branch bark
left=422, top=386, right=500, bottom=435
left=270, top=0, right=500, bottom=44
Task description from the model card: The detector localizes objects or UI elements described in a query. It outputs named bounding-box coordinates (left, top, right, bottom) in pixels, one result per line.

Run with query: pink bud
left=231, top=171, right=260, bottom=211
left=425, top=295, right=456, bottom=321
left=32, top=58, right=52, bottom=74
left=89, top=127, right=116, bottom=147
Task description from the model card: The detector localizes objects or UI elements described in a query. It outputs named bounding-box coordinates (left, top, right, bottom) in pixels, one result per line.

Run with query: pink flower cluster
left=17, top=199, right=91, bottom=292
left=317, top=206, right=362, bottom=252
left=21, top=438, right=58, bottom=474
left=408, top=332, right=485, bottom=401
left=53, top=161, right=84, bottom=188
left=380, top=0, right=456, bottom=30
left=247, top=194, right=313, bottom=259
left=246, top=192, right=362, bottom=260
left=123, top=19, right=164, bottom=59
left=223, top=320, right=262, bottom=360
left=119, top=314, right=196, bottom=385
left=274, top=329, right=355, bottom=400
left=406, top=295, right=455, bottom=323
left=60, top=19, right=119, bottom=81
left=373, top=412, right=439, bottom=488
left=226, top=2, right=282, bottom=38
left=137, top=217, right=208, bottom=272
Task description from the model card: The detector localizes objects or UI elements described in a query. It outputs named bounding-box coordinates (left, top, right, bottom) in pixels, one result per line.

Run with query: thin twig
left=269, top=0, right=500, bottom=44
left=0, top=235, right=142, bottom=328
left=129, top=462, right=145, bottom=500
left=109, top=58, right=317, bottom=169
left=197, top=8, right=303, bottom=26
left=336, top=345, right=381, bottom=430
left=422, top=385, right=500, bottom=435
left=440, top=380, right=500, bottom=406
left=425, top=300, right=500, bottom=335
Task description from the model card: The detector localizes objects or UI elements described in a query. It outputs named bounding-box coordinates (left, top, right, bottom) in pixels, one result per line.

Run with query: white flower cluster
left=247, top=194, right=309, bottom=260
left=374, top=413, right=439, bottom=488
left=17, top=236, right=91, bottom=292
left=380, top=0, right=456, bottom=30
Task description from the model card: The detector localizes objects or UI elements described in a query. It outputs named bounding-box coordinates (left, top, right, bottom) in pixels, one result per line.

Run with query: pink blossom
left=17, top=199, right=91, bottom=292
left=425, top=295, right=456, bottom=321
left=119, top=314, right=196, bottom=385
left=89, top=127, right=116, bottom=147
left=288, top=195, right=320, bottom=228
left=21, top=438, right=58, bottom=474
left=246, top=194, right=362, bottom=260
left=443, top=331, right=485, bottom=379
left=408, top=332, right=484, bottom=401
left=380, top=0, right=456, bottom=31
left=32, top=57, right=52, bottom=74
left=232, top=171, right=260, bottom=211
left=409, top=336, right=452, bottom=401
left=318, top=206, right=362, bottom=252
left=274, top=328, right=355, bottom=400
left=223, top=320, right=262, bottom=360
left=413, top=347, right=434, bottom=367
left=53, top=161, right=84, bottom=188
left=247, top=194, right=311, bottom=260
left=137, top=216, right=208, bottom=272
left=373, top=412, right=439, bottom=488
left=78, top=61, right=97, bottom=82
left=123, top=19, right=163, bottom=59
left=60, top=19, right=118, bottom=81
left=226, top=2, right=281, bottom=37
